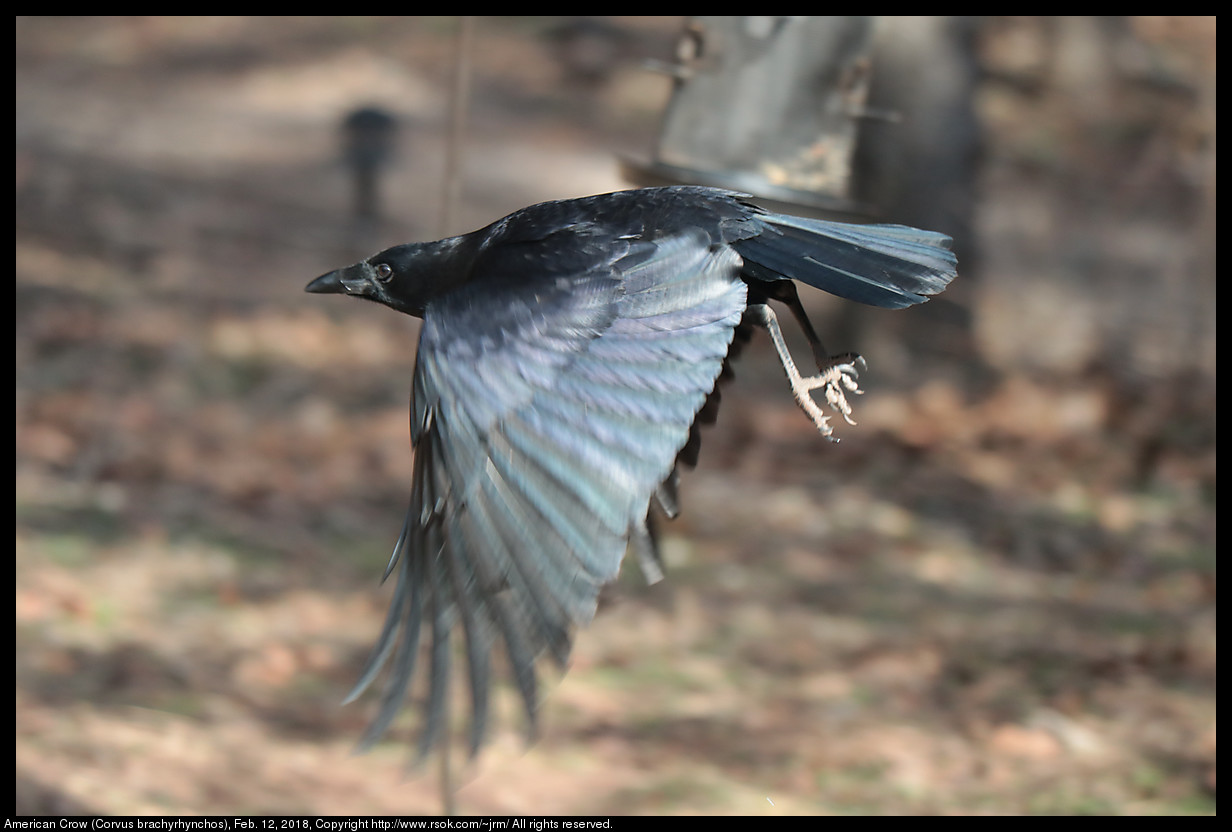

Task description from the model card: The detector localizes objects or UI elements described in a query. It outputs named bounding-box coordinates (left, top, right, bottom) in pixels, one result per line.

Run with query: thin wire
left=436, top=14, right=476, bottom=818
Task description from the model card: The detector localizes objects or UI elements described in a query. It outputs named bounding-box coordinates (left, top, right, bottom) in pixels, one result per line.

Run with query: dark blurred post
left=850, top=17, right=982, bottom=372
left=341, top=106, right=399, bottom=223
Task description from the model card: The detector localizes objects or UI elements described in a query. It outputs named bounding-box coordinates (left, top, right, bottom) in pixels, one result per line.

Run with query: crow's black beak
left=305, top=269, right=346, bottom=294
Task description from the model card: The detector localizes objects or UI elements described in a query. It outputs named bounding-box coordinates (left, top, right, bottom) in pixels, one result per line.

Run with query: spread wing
left=346, top=230, right=749, bottom=759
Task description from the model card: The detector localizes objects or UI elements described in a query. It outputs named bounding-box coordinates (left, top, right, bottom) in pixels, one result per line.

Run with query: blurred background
left=15, top=16, right=1215, bottom=815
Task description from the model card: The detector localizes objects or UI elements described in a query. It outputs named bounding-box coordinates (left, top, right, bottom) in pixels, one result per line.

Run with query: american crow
left=306, top=185, right=956, bottom=760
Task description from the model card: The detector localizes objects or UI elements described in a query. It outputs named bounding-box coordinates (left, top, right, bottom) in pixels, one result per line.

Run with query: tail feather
left=735, top=213, right=958, bottom=309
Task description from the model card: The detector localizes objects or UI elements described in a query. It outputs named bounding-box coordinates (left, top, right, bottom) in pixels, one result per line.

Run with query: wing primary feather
left=414, top=532, right=454, bottom=765
left=463, top=487, right=577, bottom=666
left=459, top=493, right=572, bottom=740
left=489, top=422, right=632, bottom=576
left=655, top=466, right=680, bottom=519
left=352, top=535, right=425, bottom=751
left=479, top=463, right=599, bottom=618
left=443, top=511, right=494, bottom=758
left=344, top=514, right=413, bottom=706
left=380, top=509, right=412, bottom=584
left=629, top=518, right=665, bottom=584
left=489, top=590, right=541, bottom=743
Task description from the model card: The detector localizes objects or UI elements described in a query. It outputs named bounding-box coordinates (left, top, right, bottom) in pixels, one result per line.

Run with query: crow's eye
left=375, top=263, right=394, bottom=283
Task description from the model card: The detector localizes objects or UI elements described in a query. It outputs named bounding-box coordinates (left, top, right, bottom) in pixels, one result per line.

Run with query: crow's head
left=306, top=241, right=463, bottom=318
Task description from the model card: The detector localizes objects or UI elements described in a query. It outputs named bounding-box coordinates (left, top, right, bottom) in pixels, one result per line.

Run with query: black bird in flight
left=306, top=185, right=956, bottom=761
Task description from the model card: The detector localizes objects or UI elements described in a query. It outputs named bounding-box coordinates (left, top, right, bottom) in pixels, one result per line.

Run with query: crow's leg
left=764, top=280, right=866, bottom=376
left=746, top=302, right=863, bottom=440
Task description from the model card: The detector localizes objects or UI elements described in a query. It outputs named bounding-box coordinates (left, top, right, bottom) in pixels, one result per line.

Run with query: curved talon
left=818, top=362, right=862, bottom=426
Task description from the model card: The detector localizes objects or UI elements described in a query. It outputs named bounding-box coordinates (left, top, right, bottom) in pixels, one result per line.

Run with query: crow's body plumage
left=306, top=185, right=957, bottom=759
